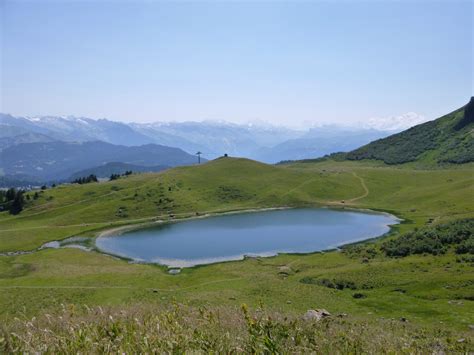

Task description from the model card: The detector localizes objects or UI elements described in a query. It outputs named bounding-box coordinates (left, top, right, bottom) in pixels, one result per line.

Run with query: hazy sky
left=0, top=0, right=472, bottom=127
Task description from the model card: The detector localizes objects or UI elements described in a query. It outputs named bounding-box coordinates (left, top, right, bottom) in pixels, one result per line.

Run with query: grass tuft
left=1, top=304, right=472, bottom=353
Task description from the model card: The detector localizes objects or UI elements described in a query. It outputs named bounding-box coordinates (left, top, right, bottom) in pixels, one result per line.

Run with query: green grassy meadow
left=0, top=157, right=473, bottom=350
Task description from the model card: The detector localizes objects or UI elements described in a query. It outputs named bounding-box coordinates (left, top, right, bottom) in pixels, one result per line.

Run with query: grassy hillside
left=345, top=97, right=474, bottom=165
left=0, top=157, right=473, bottom=351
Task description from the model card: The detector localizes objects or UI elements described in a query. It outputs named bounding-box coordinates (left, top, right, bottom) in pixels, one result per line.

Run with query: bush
left=456, top=238, right=474, bottom=254
left=342, top=244, right=378, bottom=260
left=382, top=219, right=473, bottom=257
left=300, top=277, right=358, bottom=290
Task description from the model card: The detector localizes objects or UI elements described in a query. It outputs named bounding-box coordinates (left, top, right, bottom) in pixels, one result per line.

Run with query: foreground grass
left=1, top=304, right=472, bottom=353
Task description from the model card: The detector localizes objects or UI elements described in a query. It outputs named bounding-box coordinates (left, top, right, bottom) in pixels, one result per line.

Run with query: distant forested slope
left=345, top=97, right=474, bottom=165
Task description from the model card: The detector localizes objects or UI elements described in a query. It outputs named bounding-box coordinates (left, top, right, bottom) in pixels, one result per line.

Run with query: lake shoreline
left=94, top=206, right=401, bottom=268
left=0, top=205, right=401, bottom=264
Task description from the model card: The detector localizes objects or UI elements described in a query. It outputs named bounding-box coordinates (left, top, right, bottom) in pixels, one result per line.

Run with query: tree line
left=72, top=174, right=98, bottom=184
left=110, top=171, right=133, bottom=181
left=0, top=188, right=27, bottom=215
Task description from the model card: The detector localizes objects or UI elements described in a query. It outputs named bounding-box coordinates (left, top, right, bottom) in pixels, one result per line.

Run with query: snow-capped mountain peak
left=359, top=112, right=428, bottom=131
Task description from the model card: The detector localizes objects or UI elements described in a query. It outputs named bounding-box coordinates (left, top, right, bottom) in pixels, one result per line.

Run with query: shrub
left=456, top=238, right=474, bottom=254
left=300, top=277, right=358, bottom=290
left=382, top=219, right=473, bottom=257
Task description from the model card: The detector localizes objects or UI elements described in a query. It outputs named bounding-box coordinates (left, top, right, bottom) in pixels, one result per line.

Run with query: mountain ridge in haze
left=1, top=112, right=415, bottom=162
left=0, top=141, right=202, bottom=182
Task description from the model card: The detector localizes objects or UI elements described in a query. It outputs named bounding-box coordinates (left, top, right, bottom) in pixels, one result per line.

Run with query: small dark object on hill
left=9, top=190, right=25, bottom=215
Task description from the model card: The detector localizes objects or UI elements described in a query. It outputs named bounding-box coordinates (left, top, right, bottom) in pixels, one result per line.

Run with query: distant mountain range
left=0, top=108, right=440, bottom=186
left=0, top=141, right=201, bottom=182
left=0, top=113, right=405, bottom=163
left=0, top=114, right=155, bottom=146
left=130, top=121, right=303, bottom=160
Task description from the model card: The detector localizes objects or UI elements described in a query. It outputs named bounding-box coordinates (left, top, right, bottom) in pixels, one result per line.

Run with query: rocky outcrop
left=302, top=309, right=331, bottom=321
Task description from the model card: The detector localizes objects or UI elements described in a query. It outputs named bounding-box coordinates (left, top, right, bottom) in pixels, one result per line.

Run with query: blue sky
left=0, top=0, right=472, bottom=127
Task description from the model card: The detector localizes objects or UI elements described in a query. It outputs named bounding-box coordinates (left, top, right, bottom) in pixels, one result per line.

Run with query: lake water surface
left=96, top=208, right=398, bottom=267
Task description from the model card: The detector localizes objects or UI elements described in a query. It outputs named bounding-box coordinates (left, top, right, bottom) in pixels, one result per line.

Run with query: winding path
left=346, top=172, right=369, bottom=203
left=323, top=172, right=370, bottom=205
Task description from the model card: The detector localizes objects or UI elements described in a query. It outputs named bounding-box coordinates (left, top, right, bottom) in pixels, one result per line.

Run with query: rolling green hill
left=345, top=98, right=474, bottom=165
